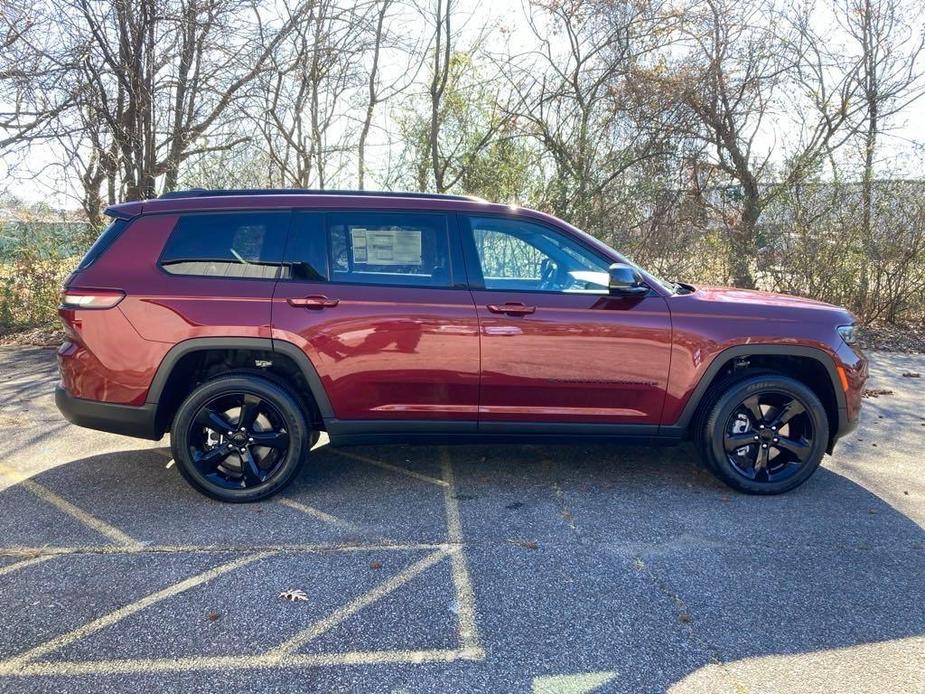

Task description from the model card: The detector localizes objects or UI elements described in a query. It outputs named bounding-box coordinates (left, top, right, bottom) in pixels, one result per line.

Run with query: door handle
left=486, top=302, right=536, bottom=315
left=288, top=295, right=340, bottom=309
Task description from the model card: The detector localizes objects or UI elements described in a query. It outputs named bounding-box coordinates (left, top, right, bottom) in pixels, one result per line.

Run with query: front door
left=272, top=210, right=480, bottom=424
left=460, top=214, right=672, bottom=428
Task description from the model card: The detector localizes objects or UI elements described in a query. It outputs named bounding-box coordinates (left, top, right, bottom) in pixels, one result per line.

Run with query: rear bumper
left=55, top=386, right=161, bottom=440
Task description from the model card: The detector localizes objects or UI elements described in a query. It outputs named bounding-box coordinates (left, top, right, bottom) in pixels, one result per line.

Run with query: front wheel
left=699, top=374, right=829, bottom=495
left=170, top=375, right=311, bottom=502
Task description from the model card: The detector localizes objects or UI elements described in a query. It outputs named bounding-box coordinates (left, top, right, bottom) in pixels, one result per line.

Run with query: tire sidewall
left=171, top=375, right=310, bottom=502
left=705, top=375, right=829, bottom=495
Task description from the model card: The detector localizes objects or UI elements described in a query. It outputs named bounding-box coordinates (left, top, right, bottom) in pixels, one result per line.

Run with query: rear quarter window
left=77, top=218, right=129, bottom=270
left=159, top=212, right=289, bottom=280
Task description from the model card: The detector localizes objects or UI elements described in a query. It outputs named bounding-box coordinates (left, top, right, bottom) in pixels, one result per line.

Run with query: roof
left=158, top=188, right=479, bottom=201
left=105, top=189, right=509, bottom=220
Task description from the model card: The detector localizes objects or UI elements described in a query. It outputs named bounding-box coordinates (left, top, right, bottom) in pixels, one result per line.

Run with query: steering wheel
left=538, top=258, right=558, bottom=291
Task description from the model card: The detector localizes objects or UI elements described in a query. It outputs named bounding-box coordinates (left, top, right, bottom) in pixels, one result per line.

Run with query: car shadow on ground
left=0, top=441, right=922, bottom=691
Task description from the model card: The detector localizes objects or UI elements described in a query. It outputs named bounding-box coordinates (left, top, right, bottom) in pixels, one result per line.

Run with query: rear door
left=461, top=214, right=672, bottom=429
left=271, top=209, right=480, bottom=424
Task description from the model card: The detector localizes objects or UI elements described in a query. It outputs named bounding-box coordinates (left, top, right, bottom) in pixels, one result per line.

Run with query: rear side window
left=327, top=212, right=451, bottom=287
left=160, top=212, right=288, bottom=279
left=77, top=218, right=128, bottom=270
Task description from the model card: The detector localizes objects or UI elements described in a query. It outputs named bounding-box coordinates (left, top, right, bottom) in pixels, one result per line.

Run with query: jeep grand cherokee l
left=55, top=189, right=868, bottom=502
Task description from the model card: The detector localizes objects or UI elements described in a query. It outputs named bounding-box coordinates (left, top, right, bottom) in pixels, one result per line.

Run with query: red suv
left=55, top=190, right=868, bottom=501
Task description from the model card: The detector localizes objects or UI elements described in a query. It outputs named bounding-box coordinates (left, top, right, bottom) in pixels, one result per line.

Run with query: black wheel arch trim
left=660, top=344, right=848, bottom=442
left=145, top=336, right=335, bottom=429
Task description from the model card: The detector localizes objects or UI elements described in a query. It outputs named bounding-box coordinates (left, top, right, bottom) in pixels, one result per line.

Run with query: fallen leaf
left=369, top=560, right=383, bottom=570
left=862, top=388, right=894, bottom=398
left=279, top=589, right=309, bottom=602
left=508, top=538, right=539, bottom=550
left=206, top=611, right=221, bottom=622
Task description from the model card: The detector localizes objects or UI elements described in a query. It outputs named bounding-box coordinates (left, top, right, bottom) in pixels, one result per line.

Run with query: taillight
left=60, top=289, right=125, bottom=309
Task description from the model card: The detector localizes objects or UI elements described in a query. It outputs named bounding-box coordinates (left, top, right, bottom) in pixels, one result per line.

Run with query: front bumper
left=55, top=386, right=161, bottom=440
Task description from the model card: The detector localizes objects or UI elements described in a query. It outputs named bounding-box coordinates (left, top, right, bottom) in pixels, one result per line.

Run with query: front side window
left=160, top=212, right=288, bottom=279
left=466, top=216, right=611, bottom=293
left=328, top=212, right=451, bottom=287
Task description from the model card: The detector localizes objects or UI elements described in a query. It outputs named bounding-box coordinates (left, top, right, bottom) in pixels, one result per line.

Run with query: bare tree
left=500, top=0, right=677, bottom=234
left=356, top=0, right=425, bottom=189
left=836, top=0, right=925, bottom=310
left=652, top=0, right=863, bottom=287
left=256, top=0, right=366, bottom=188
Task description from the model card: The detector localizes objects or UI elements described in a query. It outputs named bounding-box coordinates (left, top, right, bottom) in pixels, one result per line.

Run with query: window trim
left=156, top=209, right=292, bottom=282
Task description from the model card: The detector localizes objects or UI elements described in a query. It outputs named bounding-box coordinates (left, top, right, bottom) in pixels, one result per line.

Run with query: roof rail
left=158, top=188, right=478, bottom=201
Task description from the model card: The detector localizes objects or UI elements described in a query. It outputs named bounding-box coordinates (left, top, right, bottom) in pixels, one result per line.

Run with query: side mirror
left=608, top=263, right=648, bottom=296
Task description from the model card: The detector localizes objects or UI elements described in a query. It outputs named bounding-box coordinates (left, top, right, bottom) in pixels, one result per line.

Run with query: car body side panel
left=662, top=290, right=862, bottom=426
left=271, top=283, right=481, bottom=420
left=60, top=213, right=276, bottom=404
left=471, top=291, right=672, bottom=424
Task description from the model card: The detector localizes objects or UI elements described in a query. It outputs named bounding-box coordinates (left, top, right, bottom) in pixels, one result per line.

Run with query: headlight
left=837, top=324, right=858, bottom=346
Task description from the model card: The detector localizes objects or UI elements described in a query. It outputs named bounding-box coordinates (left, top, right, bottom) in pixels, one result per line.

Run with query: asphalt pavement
left=0, top=345, right=922, bottom=693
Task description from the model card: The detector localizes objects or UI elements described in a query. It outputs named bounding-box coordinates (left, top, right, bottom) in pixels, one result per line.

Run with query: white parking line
left=3, top=551, right=272, bottom=669
left=441, top=449, right=482, bottom=653
left=266, top=548, right=450, bottom=659
left=0, top=554, right=55, bottom=577
left=0, top=465, right=141, bottom=548
left=329, top=450, right=450, bottom=487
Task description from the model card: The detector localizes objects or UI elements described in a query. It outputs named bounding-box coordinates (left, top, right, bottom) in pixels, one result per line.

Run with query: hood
left=686, top=286, right=856, bottom=323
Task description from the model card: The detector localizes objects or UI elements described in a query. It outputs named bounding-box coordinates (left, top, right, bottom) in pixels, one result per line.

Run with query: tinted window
left=467, top=216, right=610, bottom=293
left=283, top=211, right=328, bottom=281
left=328, top=212, right=451, bottom=287
left=77, top=218, right=128, bottom=270
left=160, top=212, right=288, bottom=279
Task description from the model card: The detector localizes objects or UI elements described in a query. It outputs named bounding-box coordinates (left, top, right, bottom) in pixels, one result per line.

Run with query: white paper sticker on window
left=350, top=228, right=368, bottom=262
left=352, top=228, right=422, bottom=266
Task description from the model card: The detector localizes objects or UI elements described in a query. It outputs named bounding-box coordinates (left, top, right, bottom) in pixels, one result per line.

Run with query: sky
left=2, top=0, right=923, bottom=210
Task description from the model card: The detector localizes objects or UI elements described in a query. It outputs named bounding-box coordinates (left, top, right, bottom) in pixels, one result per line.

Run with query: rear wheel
left=171, top=375, right=311, bottom=502
left=699, top=374, right=829, bottom=494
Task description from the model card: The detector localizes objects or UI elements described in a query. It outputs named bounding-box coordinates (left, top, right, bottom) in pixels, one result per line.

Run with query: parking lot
left=0, top=346, right=922, bottom=693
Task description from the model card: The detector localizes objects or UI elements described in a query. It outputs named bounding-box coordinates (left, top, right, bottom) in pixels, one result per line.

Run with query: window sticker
left=351, top=227, right=422, bottom=266
left=350, top=228, right=368, bottom=262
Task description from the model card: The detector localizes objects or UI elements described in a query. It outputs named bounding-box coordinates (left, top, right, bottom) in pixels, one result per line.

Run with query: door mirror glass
left=608, top=263, right=647, bottom=296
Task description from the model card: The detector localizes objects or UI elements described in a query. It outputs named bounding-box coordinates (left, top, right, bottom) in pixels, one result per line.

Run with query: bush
left=0, top=223, right=88, bottom=334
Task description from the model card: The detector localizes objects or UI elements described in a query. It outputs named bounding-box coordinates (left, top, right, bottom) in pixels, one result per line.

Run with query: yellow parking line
left=276, top=497, right=359, bottom=531
left=329, top=450, right=449, bottom=487
left=441, top=448, right=482, bottom=652
left=0, top=648, right=480, bottom=677
left=0, top=465, right=141, bottom=548
left=267, top=548, right=450, bottom=659
left=4, top=551, right=272, bottom=667
left=0, top=555, right=55, bottom=577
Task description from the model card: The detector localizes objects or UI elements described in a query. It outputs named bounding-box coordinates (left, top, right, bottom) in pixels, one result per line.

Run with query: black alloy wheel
left=171, top=375, right=311, bottom=502
left=189, top=392, right=290, bottom=489
left=722, top=390, right=814, bottom=483
left=700, top=374, right=829, bottom=495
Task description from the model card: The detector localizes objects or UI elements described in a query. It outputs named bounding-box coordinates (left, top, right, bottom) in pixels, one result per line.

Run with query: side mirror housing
left=608, top=263, right=648, bottom=296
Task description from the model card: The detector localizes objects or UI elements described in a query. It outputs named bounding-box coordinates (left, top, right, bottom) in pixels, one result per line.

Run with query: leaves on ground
left=278, top=589, right=309, bottom=602
left=206, top=610, right=221, bottom=622
left=862, top=388, right=894, bottom=398
left=508, top=538, right=539, bottom=550
left=369, top=560, right=382, bottom=570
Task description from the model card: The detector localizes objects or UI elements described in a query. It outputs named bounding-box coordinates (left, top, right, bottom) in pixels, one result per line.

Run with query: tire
left=170, top=374, right=312, bottom=502
left=698, top=374, right=829, bottom=495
